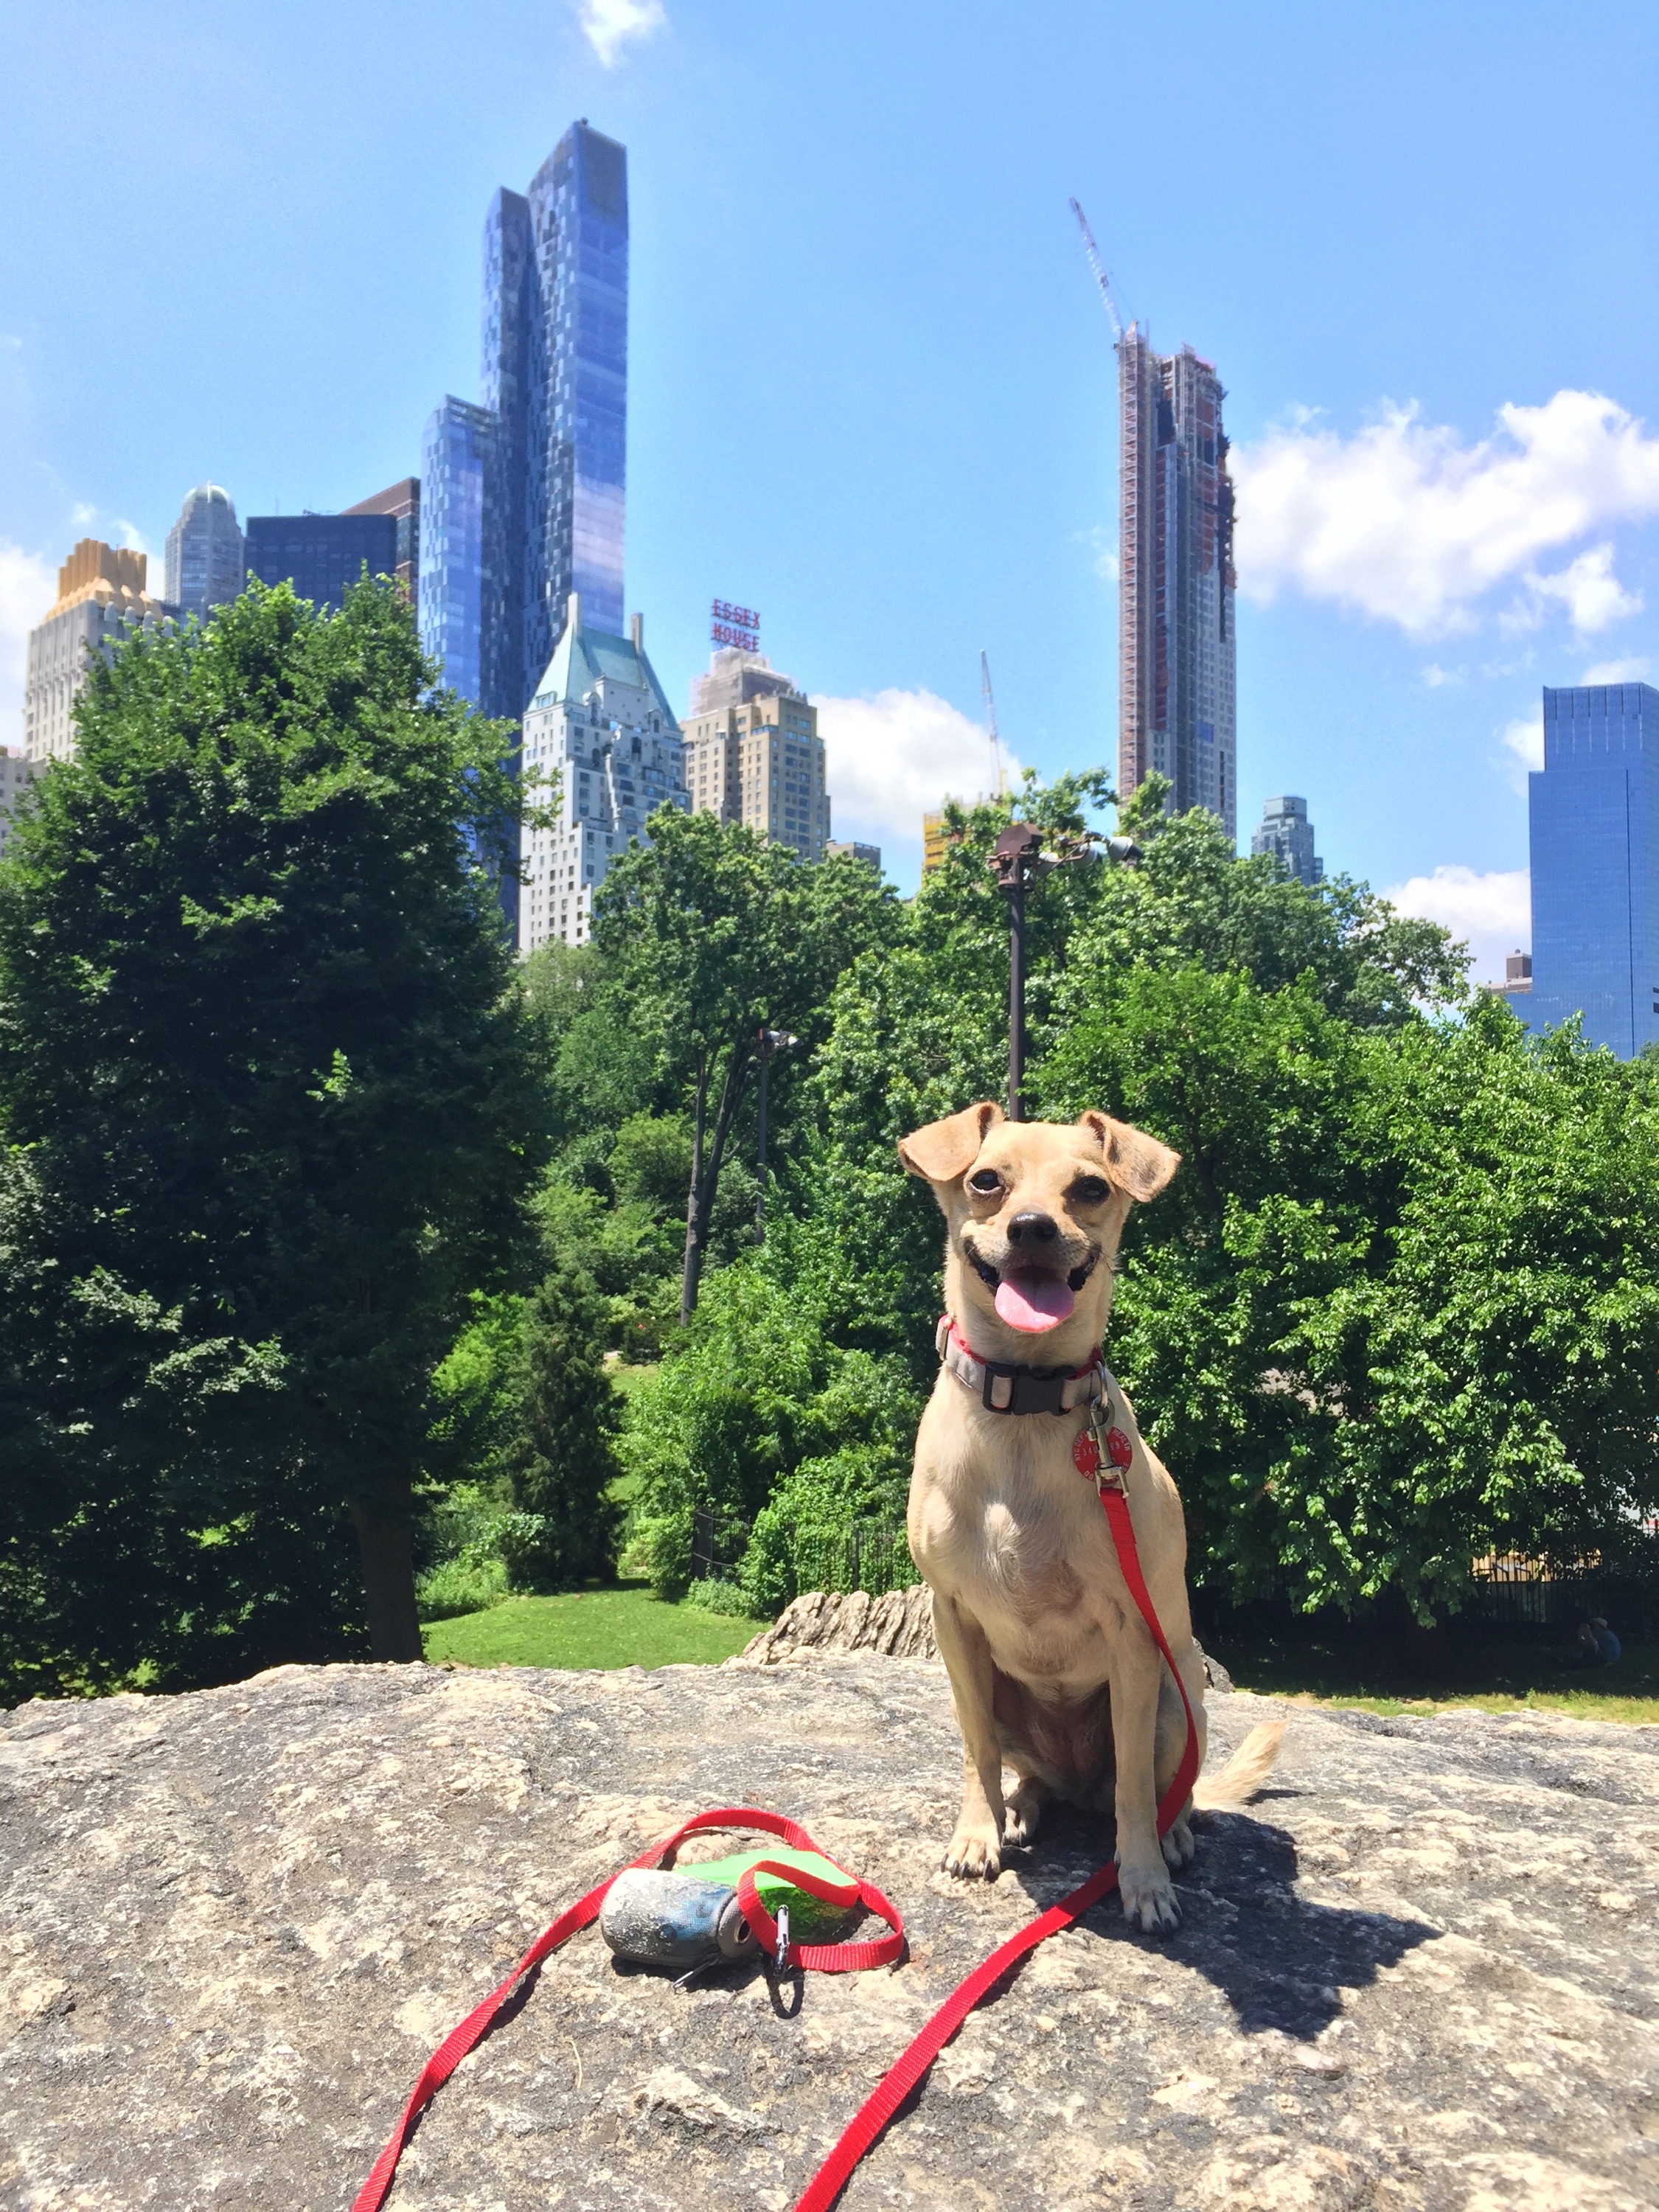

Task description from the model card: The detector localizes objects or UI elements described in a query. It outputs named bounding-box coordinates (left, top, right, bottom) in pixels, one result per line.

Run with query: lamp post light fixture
left=990, top=822, right=1141, bottom=1121
left=754, top=1026, right=799, bottom=1243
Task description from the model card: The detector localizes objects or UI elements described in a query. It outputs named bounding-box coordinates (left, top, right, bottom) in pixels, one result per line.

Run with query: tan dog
left=901, top=1101, right=1282, bottom=1932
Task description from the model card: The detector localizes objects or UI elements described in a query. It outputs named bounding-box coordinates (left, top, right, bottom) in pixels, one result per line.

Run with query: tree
left=501, top=1259, right=623, bottom=1587
left=594, top=811, right=900, bottom=1321
left=1037, top=976, right=1659, bottom=1615
left=778, top=769, right=1659, bottom=1615
left=1060, top=775, right=1470, bottom=1031
left=620, top=1258, right=921, bottom=1599
left=0, top=578, right=551, bottom=1669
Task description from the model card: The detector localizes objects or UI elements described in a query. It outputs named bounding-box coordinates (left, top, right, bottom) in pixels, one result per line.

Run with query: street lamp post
left=754, top=1026, right=799, bottom=1243
left=990, top=822, right=1141, bottom=1121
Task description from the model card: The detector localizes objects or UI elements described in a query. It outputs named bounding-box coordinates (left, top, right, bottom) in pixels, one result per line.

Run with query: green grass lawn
left=422, top=1582, right=766, bottom=1670
left=1211, top=1627, right=1659, bottom=1725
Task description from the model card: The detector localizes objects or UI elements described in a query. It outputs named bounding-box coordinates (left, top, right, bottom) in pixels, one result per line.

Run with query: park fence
left=1467, top=1543, right=1659, bottom=1638
left=792, top=1522, right=917, bottom=1600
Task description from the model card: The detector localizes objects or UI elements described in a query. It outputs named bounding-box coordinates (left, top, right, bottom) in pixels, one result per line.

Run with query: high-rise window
left=1527, top=684, right=1659, bottom=1057
left=1118, top=335, right=1237, bottom=840
left=164, top=484, right=245, bottom=624
left=422, top=120, right=627, bottom=724
left=245, top=513, right=397, bottom=611
left=419, top=401, right=495, bottom=709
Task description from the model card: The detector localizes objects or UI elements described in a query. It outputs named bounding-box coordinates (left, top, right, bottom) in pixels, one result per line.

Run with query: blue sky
left=4, top=1, right=1658, bottom=977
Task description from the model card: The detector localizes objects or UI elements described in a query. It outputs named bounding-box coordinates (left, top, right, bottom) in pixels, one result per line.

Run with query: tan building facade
left=0, top=748, right=34, bottom=861
left=24, top=540, right=170, bottom=765
left=680, top=647, right=830, bottom=861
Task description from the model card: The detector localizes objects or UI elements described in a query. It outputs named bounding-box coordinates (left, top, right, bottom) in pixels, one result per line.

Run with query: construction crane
left=1069, top=196, right=1127, bottom=344
left=981, top=650, right=1007, bottom=797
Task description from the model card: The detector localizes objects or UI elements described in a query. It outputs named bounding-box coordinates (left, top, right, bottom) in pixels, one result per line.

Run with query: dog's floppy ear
left=898, top=1100, right=1004, bottom=1184
left=1077, top=1111, right=1180, bottom=1203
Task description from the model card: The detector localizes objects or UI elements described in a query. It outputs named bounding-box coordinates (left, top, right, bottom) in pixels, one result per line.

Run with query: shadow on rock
left=1003, top=1799, right=1439, bottom=2042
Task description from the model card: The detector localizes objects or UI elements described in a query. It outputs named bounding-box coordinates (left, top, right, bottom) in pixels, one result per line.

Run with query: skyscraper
left=344, top=478, right=420, bottom=602
left=1118, top=333, right=1237, bottom=838
left=0, top=748, right=34, bottom=860
left=164, top=484, right=244, bottom=624
left=1526, top=683, right=1659, bottom=1057
left=245, top=511, right=398, bottom=609
left=24, top=540, right=170, bottom=764
left=681, top=645, right=831, bottom=862
left=420, top=400, right=496, bottom=709
left=518, top=598, right=686, bottom=950
left=421, top=119, right=627, bottom=721
left=1251, top=795, right=1324, bottom=888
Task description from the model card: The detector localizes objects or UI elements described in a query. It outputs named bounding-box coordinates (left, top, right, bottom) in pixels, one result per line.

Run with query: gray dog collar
left=936, top=1315, right=1112, bottom=1418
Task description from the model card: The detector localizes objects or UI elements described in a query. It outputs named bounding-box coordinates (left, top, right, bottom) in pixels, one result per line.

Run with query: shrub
left=416, top=1556, right=509, bottom=1621
left=622, top=1267, right=922, bottom=1599
left=681, top=1576, right=754, bottom=1618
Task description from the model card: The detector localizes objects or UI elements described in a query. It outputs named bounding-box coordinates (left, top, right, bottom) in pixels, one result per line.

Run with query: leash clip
left=1089, top=1406, right=1126, bottom=1495
left=773, top=1902, right=791, bottom=1973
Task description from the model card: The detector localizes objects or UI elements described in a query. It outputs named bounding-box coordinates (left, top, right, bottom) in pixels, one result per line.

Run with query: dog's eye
left=1071, top=1175, right=1110, bottom=1206
left=967, top=1169, right=1002, bottom=1196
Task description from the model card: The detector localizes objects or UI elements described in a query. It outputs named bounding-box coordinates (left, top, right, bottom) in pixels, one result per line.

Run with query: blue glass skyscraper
left=420, top=400, right=495, bottom=710
left=420, top=121, right=627, bottom=722
left=1527, top=683, right=1659, bottom=1057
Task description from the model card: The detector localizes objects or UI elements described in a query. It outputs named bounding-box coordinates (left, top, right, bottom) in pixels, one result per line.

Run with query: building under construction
left=1116, top=331, right=1237, bottom=837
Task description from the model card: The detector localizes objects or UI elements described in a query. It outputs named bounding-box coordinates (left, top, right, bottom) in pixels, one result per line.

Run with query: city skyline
left=3, top=2, right=1658, bottom=981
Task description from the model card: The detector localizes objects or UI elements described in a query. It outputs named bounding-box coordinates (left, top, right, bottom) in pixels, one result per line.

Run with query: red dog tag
left=1107, top=1427, right=1133, bottom=1470
left=1071, top=1430, right=1100, bottom=1477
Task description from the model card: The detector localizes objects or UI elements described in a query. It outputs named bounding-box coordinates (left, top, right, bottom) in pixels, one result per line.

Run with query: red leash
left=790, top=1472, right=1200, bottom=2211
left=352, top=1458, right=1197, bottom=2212
left=351, top=1806, right=903, bottom=2212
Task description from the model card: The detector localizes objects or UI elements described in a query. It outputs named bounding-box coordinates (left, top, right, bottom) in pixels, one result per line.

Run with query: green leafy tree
left=0, top=578, right=551, bottom=1672
left=1037, top=978, right=1659, bottom=1615
left=1062, top=774, right=1470, bottom=1031
left=779, top=768, right=1659, bottom=1618
left=594, top=811, right=900, bottom=1320
left=501, top=1259, right=623, bottom=1586
left=621, top=1259, right=920, bottom=1599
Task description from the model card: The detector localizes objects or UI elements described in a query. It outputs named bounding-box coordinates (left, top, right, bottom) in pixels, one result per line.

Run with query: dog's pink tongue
left=994, top=1273, right=1075, bottom=1333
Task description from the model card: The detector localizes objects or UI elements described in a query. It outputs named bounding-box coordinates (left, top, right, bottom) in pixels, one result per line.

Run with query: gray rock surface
left=2, top=1655, right=1657, bottom=2211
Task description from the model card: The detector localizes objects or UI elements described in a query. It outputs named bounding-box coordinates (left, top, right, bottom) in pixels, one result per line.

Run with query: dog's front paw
left=1118, top=1859, right=1181, bottom=1933
left=1161, top=1815, right=1195, bottom=1870
left=942, top=1821, right=1003, bottom=1880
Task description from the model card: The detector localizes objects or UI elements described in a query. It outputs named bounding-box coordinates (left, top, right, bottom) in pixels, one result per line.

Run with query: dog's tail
left=1191, top=1720, right=1286, bottom=1811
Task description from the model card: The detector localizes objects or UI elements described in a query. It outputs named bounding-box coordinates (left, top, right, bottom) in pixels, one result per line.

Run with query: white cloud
left=1382, top=863, right=1531, bottom=987
left=1420, top=662, right=1462, bottom=687
left=812, top=687, right=1019, bottom=854
left=1517, top=543, right=1642, bottom=634
left=1232, top=389, right=1659, bottom=637
left=1581, top=654, right=1652, bottom=684
left=578, top=0, right=665, bottom=65
left=0, top=539, right=55, bottom=753
left=1077, top=526, right=1119, bottom=584
left=1498, top=709, right=1544, bottom=793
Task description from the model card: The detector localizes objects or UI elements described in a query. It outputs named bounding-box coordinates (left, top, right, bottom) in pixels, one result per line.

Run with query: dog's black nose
left=1006, top=1211, right=1059, bottom=1245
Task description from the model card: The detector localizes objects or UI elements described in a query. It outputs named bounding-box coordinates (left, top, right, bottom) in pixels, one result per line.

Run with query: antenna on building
left=981, top=650, right=1006, bottom=798
left=1069, top=198, right=1129, bottom=344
